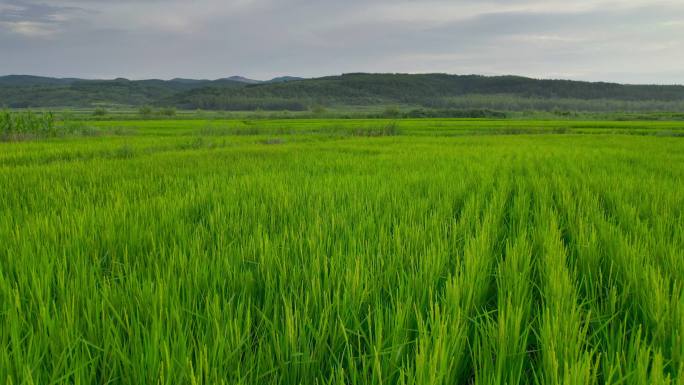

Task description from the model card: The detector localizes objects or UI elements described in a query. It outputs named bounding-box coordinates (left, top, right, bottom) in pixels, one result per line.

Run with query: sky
left=1, top=0, right=683, bottom=84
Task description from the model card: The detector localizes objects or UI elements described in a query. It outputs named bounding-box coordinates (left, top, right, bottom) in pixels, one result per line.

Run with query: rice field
left=1, top=119, right=683, bottom=384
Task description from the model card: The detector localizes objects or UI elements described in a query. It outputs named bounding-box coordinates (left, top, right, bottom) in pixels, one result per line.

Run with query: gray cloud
left=0, top=0, right=87, bottom=37
left=1, top=0, right=683, bottom=83
left=0, top=0, right=82, bottom=22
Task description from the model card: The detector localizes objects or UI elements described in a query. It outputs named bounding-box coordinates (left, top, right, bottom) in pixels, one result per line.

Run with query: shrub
left=311, top=105, right=327, bottom=115
left=139, top=106, right=153, bottom=117
left=381, top=107, right=401, bottom=118
left=159, top=107, right=176, bottom=117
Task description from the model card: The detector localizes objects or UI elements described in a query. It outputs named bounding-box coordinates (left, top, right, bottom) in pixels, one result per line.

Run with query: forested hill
left=0, top=76, right=247, bottom=108
left=2, top=73, right=684, bottom=111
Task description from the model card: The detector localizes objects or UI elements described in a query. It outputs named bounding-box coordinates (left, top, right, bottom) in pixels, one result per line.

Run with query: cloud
left=0, top=0, right=87, bottom=37
left=0, top=0, right=682, bottom=83
left=0, top=0, right=84, bottom=22
left=2, top=20, right=55, bottom=36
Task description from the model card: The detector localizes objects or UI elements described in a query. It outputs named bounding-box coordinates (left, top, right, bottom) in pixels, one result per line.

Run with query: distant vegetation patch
left=384, top=108, right=507, bottom=119
left=0, top=110, right=58, bottom=141
left=1, top=110, right=115, bottom=141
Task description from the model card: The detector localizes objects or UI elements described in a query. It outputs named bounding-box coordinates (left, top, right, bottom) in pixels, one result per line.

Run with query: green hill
left=2, top=73, right=683, bottom=111
left=0, top=77, right=244, bottom=108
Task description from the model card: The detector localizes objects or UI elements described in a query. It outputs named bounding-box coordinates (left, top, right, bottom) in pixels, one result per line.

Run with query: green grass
left=1, top=119, right=683, bottom=384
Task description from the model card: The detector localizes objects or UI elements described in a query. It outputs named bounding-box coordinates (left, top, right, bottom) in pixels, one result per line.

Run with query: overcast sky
left=1, top=0, right=683, bottom=84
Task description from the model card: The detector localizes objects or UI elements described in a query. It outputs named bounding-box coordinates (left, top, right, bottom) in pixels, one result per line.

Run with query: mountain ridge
left=1, top=73, right=683, bottom=110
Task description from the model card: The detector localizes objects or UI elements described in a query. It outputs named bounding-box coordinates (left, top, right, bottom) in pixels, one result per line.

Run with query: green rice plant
left=473, top=176, right=535, bottom=385
left=545, top=154, right=681, bottom=385
left=0, top=119, right=682, bottom=384
left=349, top=122, right=400, bottom=137
left=533, top=207, right=598, bottom=385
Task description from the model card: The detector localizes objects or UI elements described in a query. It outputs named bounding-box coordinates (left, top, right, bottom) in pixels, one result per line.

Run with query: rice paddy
left=1, top=119, right=683, bottom=384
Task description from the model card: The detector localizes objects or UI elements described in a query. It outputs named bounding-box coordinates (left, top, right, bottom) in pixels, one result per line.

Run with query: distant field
left=1, top=119, right=683, bottom=384
left=85, top=118, right=684, bottom=136
left=8, top=106, right=684, bottom=122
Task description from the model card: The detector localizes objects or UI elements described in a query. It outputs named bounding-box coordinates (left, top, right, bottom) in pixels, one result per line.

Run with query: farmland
left=1, top=118, right=683, bottom=384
